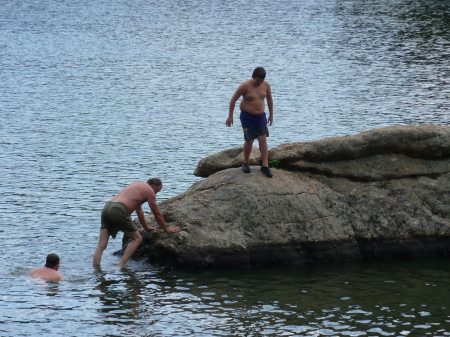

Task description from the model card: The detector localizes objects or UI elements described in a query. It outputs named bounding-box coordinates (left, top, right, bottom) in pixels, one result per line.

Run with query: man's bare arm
left=266, top=83, right=274, bottom=125
left=135, top=205, right=152, bottom=231
left=226, top=83, right=246, bottom=126
left=147, top=193, right=180, bottom=234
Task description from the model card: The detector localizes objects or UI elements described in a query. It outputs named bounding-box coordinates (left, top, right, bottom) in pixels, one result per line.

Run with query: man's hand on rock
left=145, top=226, right=180, bottom=233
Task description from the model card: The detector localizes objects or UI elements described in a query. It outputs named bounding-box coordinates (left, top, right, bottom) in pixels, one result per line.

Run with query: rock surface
left=122, top=124, right=450, bottom=268
left=193, top=146, right=261, bottom=177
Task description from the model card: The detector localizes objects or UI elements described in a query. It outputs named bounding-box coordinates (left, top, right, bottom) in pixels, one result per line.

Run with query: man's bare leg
left=258, top=135, right=269, bottom=167
left=242, top=139, right=254, bottom=173
left=258, top=135, right=274, bottom=177
left=118, top=231, right=143, bottom=267
left=93, top=228, right=110, bottom=266
left=243, top=139, right=254, bottom=164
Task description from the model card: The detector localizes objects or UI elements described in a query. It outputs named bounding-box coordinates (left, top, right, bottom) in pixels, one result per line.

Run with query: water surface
left=0, top=0, right=449, bottom=336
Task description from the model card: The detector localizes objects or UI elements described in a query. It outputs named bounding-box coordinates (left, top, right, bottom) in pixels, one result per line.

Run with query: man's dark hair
left=147, top=177, right=162, bottom=186
left=252, top=66, right=266, bottom=79
left=45, top=253, right=60, bottom=268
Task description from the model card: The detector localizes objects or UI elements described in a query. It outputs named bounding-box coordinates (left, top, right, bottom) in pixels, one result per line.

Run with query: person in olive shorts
left=93, top=178, right=180, bottom=267
left=226, top=66, right=274, bottom=177
left=100, top=201, right=138, bottom=239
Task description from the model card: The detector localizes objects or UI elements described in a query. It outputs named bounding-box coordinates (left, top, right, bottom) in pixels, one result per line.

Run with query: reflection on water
left=158, top=259, right=450, bottom=336
left=1, top=0, right=449, bottom=335
left=2, top=258, right=450, bottom=336
left=93, top=266, right=148, bottom=325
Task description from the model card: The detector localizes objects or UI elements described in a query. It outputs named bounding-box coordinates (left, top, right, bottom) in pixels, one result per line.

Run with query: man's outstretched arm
left=147, top=194, right=180, bottom=233
left=135, top=205, right=152, bottom=231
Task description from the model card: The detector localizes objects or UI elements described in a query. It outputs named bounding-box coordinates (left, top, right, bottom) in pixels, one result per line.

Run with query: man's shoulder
left=238, top=79, right=252, bottom=88
left=127, top=181, right=150, bottom=190
left=127, top=181, right=145, bottom=187
left=28, top=268, right=63, bottom=281
left=48, top=269, right=64, bottom=278
left=237, top=80, right=253, bottom=93
left=134, top=182, right=155, bottom=197
left=53, top=271, right=64, bottom=280
left=27, top=267, right=41, bottom=276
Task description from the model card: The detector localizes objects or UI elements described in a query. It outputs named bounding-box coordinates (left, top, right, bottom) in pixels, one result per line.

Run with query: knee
left=97, top=241, right=108, bottom=251
left=131, top=232, right=143, bottom=244
left=244, top=139, right=254, bottom=145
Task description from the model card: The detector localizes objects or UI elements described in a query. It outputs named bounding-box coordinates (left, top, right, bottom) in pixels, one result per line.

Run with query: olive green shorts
left=100, top=201, right=138, bottom=238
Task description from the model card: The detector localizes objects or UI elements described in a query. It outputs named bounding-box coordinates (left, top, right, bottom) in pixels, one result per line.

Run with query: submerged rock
left=121, top=124, right=450, bottom=268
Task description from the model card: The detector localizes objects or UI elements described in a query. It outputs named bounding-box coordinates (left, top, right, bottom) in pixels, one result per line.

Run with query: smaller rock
left=194, top=146, right=261, bottom=177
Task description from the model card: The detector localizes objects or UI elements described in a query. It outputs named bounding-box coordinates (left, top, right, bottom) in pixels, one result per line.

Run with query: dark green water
left=4, top=257, right=449, bottom=336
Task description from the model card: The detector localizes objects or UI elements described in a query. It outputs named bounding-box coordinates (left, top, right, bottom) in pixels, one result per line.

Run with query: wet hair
left=45, top=253, right=60, bottom=268
left=147, top=177, right=162, bottom=186
left=252, top=67, right=266, bottom=79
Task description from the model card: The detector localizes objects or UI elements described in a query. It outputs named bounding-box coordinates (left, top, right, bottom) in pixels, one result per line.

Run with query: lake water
left=1, top=0, right=449, bottom=336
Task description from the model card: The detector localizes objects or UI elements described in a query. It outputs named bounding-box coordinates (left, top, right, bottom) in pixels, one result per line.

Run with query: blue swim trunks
left=240, top=111, right=269, bottom=141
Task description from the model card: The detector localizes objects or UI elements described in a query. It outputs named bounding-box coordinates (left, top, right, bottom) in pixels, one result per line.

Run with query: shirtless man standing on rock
left=226, top=66, right=274, bottom=177
left=93, top=178, right=180, bottom=267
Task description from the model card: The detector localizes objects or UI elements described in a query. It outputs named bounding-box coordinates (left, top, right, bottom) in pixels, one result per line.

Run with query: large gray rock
left=121, top=124, right=450, bottom=268
left=269, top=124, right=450, bottom=181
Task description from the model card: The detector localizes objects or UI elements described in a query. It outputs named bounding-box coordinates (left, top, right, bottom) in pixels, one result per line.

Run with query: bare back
left=239, top=79, right=271, bottom=115
left=110, top=182, right=155, bottom=214
left=28, top=267, right=64, bottom=282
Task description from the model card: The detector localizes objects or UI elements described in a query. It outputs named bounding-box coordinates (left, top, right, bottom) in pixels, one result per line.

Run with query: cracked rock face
left=122, top=124, right=450, bottom=268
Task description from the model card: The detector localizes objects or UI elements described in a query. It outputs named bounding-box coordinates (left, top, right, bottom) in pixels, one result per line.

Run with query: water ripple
left=1, top=0, right=450, bottom=336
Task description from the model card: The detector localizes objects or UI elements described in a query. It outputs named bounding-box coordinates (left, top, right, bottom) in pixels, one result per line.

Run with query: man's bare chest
left=244, top=87, right=267, bottom=101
